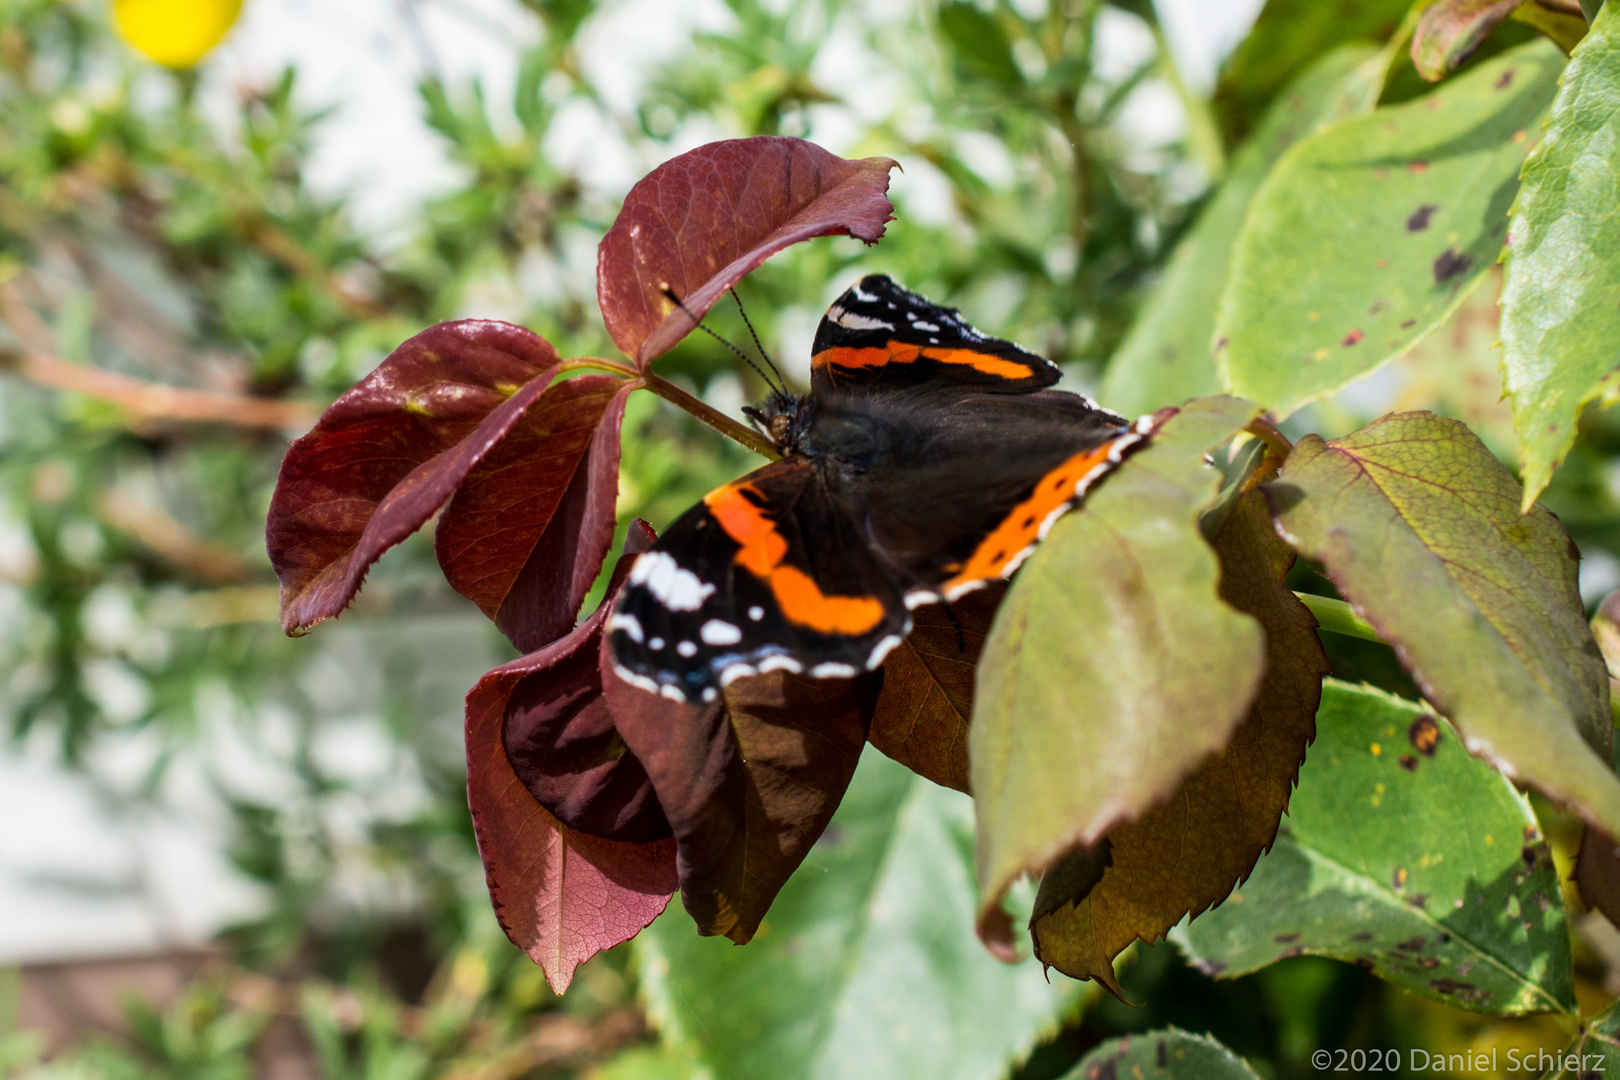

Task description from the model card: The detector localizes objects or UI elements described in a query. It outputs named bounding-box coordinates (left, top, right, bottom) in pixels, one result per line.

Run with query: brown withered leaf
left=601, top=653, right=877, bottom=943
left=465, top=523, right=676, bottom=994
left=1029, top=491, right=1327, bottom=996
left=868, top=584, right=1006, bottom=794
left=436, top=377, right=633, bottom=652
left=597, top=137, right=897, bottom=365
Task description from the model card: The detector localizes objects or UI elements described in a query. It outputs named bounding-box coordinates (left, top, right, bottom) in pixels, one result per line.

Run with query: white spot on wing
left=852, top=285, right=878, bottom=302
left=829, top=304, right=894, bottom=332
left=659, top=685, right=686, bottom=702
left=758, top=655, right=804, bottom=675
left=913, top=321, right=939, bottom=332
left=747, top=606, right=765, bottom=621
left=631, top=551, right=715, bottom=611
left=676, top=640, right=698, bottom=658
left=700, top=620, right=742, bottom=645
left=649, top=637, right=665, bottom=650
left=702, top=687, right=717, bottom=703
left=613, top=665, right=660, bottom=695
left=809, top=662, right=858, bottom=678
left=608, top=613, right=644, bottom=643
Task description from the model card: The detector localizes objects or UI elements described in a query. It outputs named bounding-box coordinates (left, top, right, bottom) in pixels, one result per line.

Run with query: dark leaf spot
left=1406, top=205, right=1437, bottom=232
left=1352, top=932, right=1374, bottom=942
left=1355, top=958, right=1376, bottom=970
left=1343, top=328, right=1364, bottom=347
left=1409, top=715, right=1441, bottom=755
left=1419, top=957, right=1440, bottom=969
left=1433, top=247, right=1472, bottom=283
left=1410, top=161, right=1430, bottom=174
left=1274, top=932, right=1301, bottom=943
left=1157, top=1039, right=1168, bottom=1068
left=1400, top=754, right=1418, bottom=771
left=1396, top=936, right=1425, bottom=952
left=1496, top=69, right=1514, bottom=90
left=1400, top=318, right=1417, bottom=329
left=1522, top=846, right=1538, bottom=867
left=1393, top=866, right=1409, bottom=890
left=1408, top=894, right=1429, bottom=909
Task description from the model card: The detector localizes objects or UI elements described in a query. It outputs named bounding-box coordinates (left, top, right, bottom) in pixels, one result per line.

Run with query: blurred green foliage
left=4, top=0, right=1620, bottom=1078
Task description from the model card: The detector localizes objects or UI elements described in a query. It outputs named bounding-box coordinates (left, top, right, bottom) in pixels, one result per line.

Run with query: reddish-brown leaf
left=868, top=585, right=1006, bottom=794
left=1412, top=0, right=1521, bottom=81
left=601, top=654, right=877, bottom=943
left=268, top=320, right=562, bottom=635
left=436, top=378, right=633, bottom=652
left=477, top=520, right=669, bottom=843
left=466, top=522, right=677, bottom=994
left=1026, top=491, right=1327, bottom=996
left=597, top=137, right=898, bottom=365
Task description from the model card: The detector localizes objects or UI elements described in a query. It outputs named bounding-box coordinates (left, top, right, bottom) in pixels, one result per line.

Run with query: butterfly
left=607, top=274, right=1157, bottom=704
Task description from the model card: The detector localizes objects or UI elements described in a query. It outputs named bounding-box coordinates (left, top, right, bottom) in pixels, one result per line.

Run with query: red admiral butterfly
left=608, top=274, right=1158, bottom=703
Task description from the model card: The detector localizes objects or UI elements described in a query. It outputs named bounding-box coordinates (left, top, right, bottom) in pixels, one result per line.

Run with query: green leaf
left=1174, top=680, right=1576, bottom=1016
left=938, top=3, right=1021, bottom=87
left=1500, top=2, right=1620, bottom=507
left=1217, top=41, right=1564, bottom=418
left=1213, top=0, right=1410, bottom=143
left=1064, top=1029, right=1263, bottom=1080
left=1101, top=45, right=1379, bottom=417
left=972, top=397, right=1265, bottom=943
left=1026, top=490, right=1327, bottom=994
left=637, top=750, right=1079, bottom=1080
left=1548, top=1000, right=1620, bottom=1077
left=1269, top=412, right=1620, bottom=836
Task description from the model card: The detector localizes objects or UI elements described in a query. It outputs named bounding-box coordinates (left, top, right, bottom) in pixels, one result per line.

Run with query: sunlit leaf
left=1217, top=42, right=1563, bottom=417
left=602, top=657, right=876, bottom=944
left=1500, top=2, right=1620, bottom=507
left=1064, top=1029, right=1263, bottom=1080
left=597, top=138, right=897, bottom=365
left=436, top=377, right=633, bottom=652
left=866, top=585, right=1004, bottom=794
left=638, top=750, right=1080, bottom=1080
left=972, top=398, right=1265, bottom=952
left=1269, top=412, right=1620, bottom=835
left=1028, top=491, right=1326, bottom=993
left=465, top=525, right=677, bottom=994
left=268, top=320, right=574, bottom=635
left=1175, top=681, right=1576, bottom=1016
left=1102, top=45, right=1377, bottom=416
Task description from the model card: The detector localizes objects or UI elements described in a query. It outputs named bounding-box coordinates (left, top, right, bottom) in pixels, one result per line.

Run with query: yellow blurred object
left=112, top=0, right=243, bottom=69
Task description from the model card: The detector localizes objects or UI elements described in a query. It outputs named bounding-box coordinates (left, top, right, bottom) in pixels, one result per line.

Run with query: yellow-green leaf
left=1217, top=41, right=1564, bottom=418
left=1500, top=1, right=1620, bottom=507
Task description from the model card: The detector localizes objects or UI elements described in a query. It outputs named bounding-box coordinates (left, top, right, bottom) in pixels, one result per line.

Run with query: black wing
left=607, top=457, right=910, bottom=704
left=806, top=384, right=1154, bottom=607
left=810, top=274, right=1063, bottom=394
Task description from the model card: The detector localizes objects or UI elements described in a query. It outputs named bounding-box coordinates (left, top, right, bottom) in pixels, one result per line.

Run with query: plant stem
left=640, top=371, right=780, bottom=460
left=1295, top=593, right=1383, bottom=642
left=1245, top=416, right=1293, bottom=464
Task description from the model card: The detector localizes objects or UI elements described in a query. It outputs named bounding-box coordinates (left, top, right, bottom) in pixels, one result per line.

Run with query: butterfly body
left=609, top=275, right=1154, bottom=704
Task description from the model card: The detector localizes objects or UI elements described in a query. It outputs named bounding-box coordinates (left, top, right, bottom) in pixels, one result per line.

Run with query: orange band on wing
left=704, top=481, right=886, bottom=636
left=943, top=439, right=1122, bottom=591
left=813, top=343, right=1033, bottom=381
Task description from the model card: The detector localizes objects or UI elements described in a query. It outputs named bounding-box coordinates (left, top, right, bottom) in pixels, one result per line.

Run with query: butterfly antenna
left=730, top=289, right=787, bottom=395
left=661, top=286, right=780, bottom=394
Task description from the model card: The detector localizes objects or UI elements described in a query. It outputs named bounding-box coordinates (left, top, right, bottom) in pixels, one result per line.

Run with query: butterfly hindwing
left=810, top=275, right=1062, bottom=393
left=608, top=457, right=910, bottom=703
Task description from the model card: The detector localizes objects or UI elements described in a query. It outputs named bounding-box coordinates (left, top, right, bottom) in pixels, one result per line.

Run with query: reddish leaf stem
left=639, top=371, right=781, bottom=460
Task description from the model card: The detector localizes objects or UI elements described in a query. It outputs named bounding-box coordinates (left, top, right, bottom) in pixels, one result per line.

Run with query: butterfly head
left=742, top=387, right=807, bottom=455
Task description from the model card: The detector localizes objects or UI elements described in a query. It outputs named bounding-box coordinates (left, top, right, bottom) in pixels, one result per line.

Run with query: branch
left=0, top=282, right=316, bottom=429
left=96, top=488, right=262, bottom=585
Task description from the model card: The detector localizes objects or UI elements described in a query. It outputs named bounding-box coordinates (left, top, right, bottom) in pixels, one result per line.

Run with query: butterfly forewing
left=608, top=458, right=910, bottom=703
